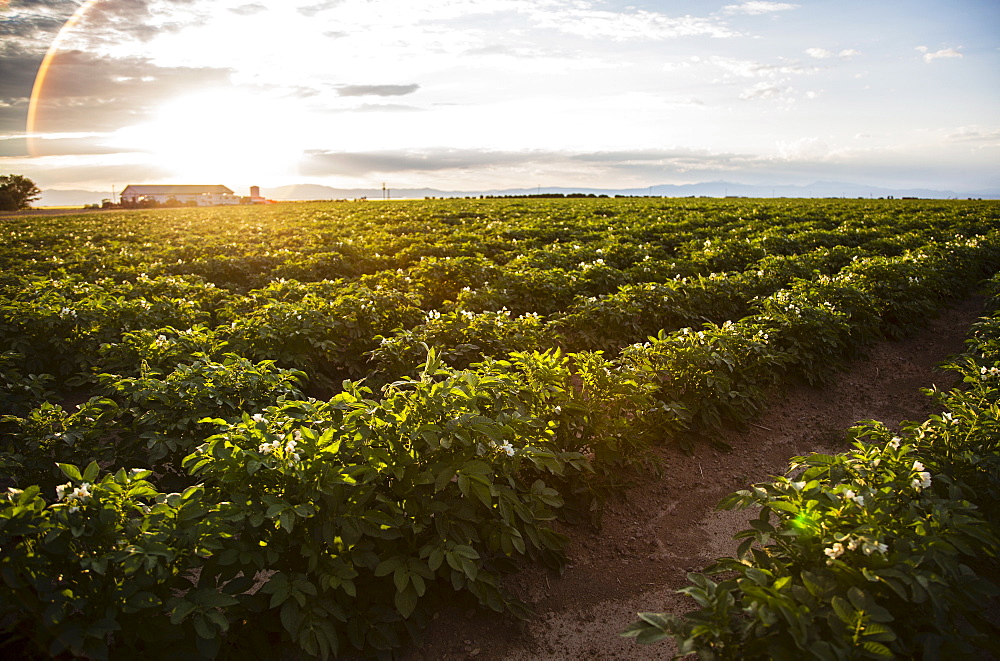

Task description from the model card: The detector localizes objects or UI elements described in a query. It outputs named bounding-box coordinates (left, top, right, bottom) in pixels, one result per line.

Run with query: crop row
left=3, top=236, right=997, bottom=395
left=2, top=199, right=997, bottom=293
left=625, top=275, right=1000, bottom=658
left=1, top=200, right=999, bottom=658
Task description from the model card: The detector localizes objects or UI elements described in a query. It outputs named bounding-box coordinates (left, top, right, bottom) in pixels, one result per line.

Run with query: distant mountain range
left=37, top=180, right=999, bottom=207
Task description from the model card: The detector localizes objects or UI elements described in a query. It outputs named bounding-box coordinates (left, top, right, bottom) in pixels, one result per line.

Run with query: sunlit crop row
left=1, top=198, right=998, bottom=658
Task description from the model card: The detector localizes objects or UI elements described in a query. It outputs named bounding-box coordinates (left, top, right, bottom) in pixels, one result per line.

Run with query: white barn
left=120, top=184, right=240, bottom=206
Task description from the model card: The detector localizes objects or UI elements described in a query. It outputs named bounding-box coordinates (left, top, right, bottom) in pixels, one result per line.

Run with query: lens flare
left=26, top=0, right=101, bottom=157
left=789, top=510, right=819, bottom=535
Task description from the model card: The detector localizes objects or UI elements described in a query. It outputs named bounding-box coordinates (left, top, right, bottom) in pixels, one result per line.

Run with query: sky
left=0, top=0, right=998, bottom=197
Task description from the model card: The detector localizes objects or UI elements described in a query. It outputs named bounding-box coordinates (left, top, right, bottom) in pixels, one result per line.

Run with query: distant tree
left=0, top=174, right=42, bottom=211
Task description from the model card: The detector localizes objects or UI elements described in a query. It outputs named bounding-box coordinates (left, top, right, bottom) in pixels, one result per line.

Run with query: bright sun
left=111, top=90, right=307, bottom=184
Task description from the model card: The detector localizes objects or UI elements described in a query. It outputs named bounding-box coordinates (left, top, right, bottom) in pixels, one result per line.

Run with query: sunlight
left=110, top=89, right=307, bottom=184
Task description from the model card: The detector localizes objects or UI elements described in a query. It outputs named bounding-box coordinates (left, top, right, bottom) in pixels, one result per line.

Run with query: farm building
left=119, top=184, right=240, bottom=206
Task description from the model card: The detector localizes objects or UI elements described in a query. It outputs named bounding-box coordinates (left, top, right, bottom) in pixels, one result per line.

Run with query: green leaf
left=394, top=568, right=410, bottom=593
left=193, top=614, right=215, bottom=639
left=428, top=548, right=444, bottom=572
left=831, top=595, right=854, bottom=623
left=279, top=509, right=295, bottom=533
left=394, top=584, right=419, bottom=619
left=861, top=641, right=893, bottom=657
left=280, top=601, right=303, bottom=636
left=124, top=591, right=161, bottom=613
left=192, top=589, right=240, bottom=609
left=459, top=556, right=479, bottom=581
left=471, top=478, right=493, bottom=509
left=57, top=463, right=82, bottom=482
left=82, top=461, right=100, bottom=483
left=375, top=557, right=402, bottom=577
left=461, top=460, right=493, bottom=476
left=292, top=503, right=315, bottom=518
left=222, top=576, right=256, bottom=595
left=434, top=465, right=456, bottom=492
left=767, top=500, right=799, bottom=514
left=622, top=613, right=674, bottom=644
left=457, top=474, right=471, bottom=499
left=170, top=599, right=197, bottom=624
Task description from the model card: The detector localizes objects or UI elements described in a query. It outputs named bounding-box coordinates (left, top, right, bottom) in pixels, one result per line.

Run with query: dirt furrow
left=404, top=295, right=984, bottom=660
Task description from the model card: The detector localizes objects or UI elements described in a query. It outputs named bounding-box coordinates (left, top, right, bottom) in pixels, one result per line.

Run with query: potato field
left=1, top=198, right=999, bottom=659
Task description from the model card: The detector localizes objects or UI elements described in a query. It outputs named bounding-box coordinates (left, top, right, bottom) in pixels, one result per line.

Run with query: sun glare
left=111, top=90, right=307, bottom=184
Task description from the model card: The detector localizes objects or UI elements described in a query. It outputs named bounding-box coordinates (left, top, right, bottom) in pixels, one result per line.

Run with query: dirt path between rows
left=402, top=295, right=985, bottom=660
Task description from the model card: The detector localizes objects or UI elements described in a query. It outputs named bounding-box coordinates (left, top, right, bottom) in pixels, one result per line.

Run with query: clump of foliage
left=624, top=277, right=1000, bottom=659
left=0, top=174, right=41, bottom=211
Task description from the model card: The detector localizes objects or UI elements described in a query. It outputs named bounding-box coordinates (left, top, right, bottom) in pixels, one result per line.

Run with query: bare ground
left=402, top=295, right=985, bottom=660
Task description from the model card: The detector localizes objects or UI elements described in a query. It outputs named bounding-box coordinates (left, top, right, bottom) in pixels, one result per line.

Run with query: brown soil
left=402, top=295, right=985, bottom=660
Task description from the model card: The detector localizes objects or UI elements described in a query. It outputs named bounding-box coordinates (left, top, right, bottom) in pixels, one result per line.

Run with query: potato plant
left=625, top=278, right=1000, bottom=659
left=1, top=198, right=999, bottom=658
left=182, top=357, right=588, bottom=657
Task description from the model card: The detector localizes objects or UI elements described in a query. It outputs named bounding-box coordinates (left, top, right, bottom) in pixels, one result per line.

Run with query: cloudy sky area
left=1, top=0, right=998, bottom=195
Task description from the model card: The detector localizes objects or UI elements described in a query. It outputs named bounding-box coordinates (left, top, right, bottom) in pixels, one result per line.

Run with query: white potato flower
left=824, top=543, right=845, bottom=562
left=55, top=482, right=72, bottom=501
left=863, top=541, right=889, bottom=556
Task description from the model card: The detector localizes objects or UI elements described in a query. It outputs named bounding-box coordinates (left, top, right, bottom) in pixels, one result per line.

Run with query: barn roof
left=121, top=185, right=234, bottom=195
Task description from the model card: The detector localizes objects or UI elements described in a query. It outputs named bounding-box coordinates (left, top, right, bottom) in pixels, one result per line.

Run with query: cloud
left=740, top=82, right=791, bottom=100
left=457, top=43, right=615, bottom=76
left=722, top=2, right=799, bottom=16
left=0, top=133, right=129, bottom=158
left=229, top=3, right=267, bottom=16
left=351, top=103, right=423, bottom=113
left=806, top=47, right=861, bottom=59
left=297, top=1, right=345, bottom=18
left=529, top=8, right=737, bottom=40
left=0, top=99, right=31, bottom=134
left=6, top=0, right=76, bottom=6
left=302, top=146, right=768, bottom=180
left=946, top=127, right=1000, bottom=147
left=0, top=42, right=44, bottom=101
left=710, top=56, right=816, bottom=78
left=13, top=158, right=174, bottom=189
left=29, top=50, right=233, bottom=133
left=777, top=137, right=831, bottom=160
left=0, top=10, right=67, bottom=40
left=301, top=148, right=545, bottom=176
left=336, top=84, right=420, bottom=97
left=572, top=148, right=757, bottom=170
left=805, top=47, right=833, bottom=59
left=58, top=0, right=214, bottom=49
left=0, top=41, right=48, bottom=131
left=916, top=46, right=963, bottom=63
